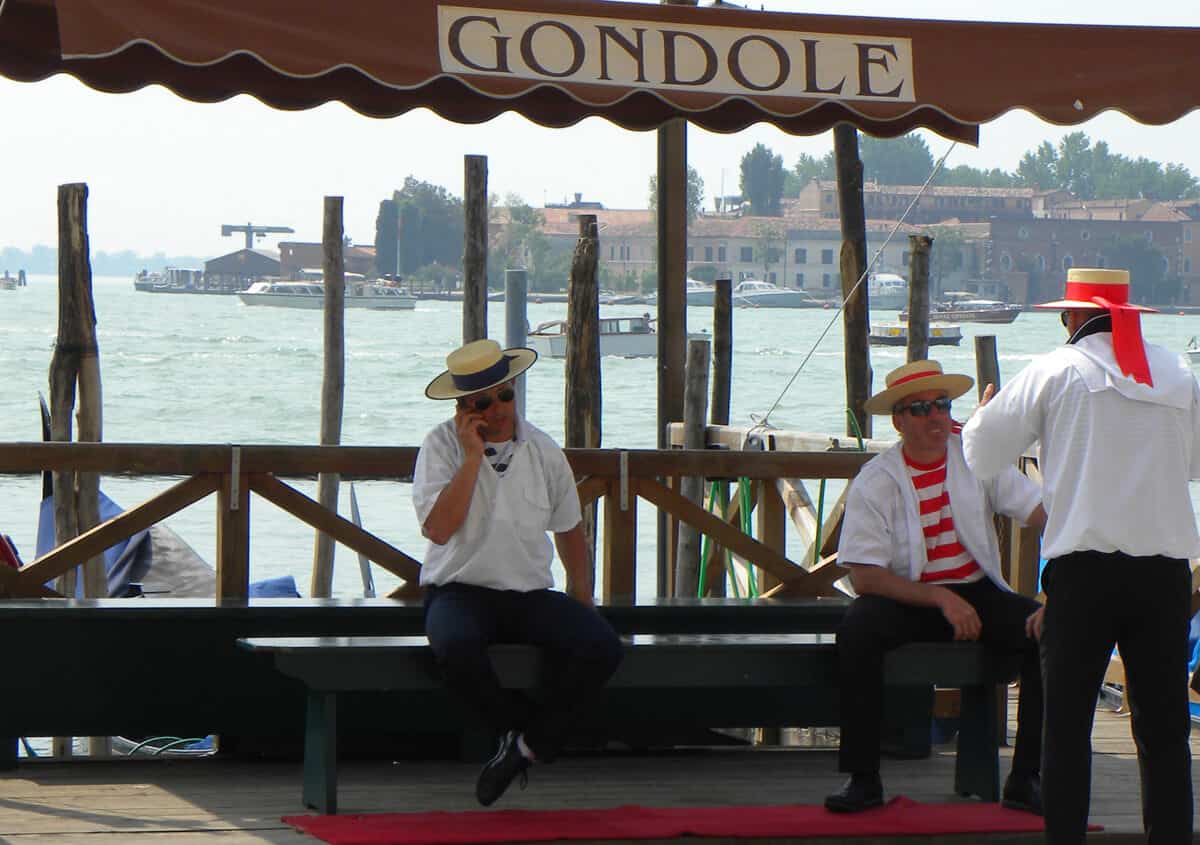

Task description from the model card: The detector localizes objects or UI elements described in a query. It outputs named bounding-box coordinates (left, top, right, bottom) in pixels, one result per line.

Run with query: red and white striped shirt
left=904, top=451, right=984, bottom=584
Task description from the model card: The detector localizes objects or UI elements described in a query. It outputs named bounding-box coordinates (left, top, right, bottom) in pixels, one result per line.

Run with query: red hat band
left=1063, top=280, right=1130, bottom=305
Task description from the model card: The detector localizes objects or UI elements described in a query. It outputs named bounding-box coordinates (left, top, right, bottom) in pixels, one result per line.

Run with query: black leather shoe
left=475, top=730, right=531, bottom=807
left=824, top=772, right=884, bottom=813
left=1001, top=771, right=1043, bottom=815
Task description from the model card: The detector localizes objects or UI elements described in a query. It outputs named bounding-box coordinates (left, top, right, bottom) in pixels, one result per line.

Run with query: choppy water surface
left=4, top=276, right=1199, bottom=597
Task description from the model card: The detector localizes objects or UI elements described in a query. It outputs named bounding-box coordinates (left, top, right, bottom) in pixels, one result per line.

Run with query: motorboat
left=1187, top=337, right=1200, bottom=364
left=731, top=279, right=828, bottom=308
left=684, top=277, right=717, bottom=306
left=528, top=313, right=708, bottom=358
left=869, top=273, right=908, bottom=310
left=869, top=322, right=962, bottom=347
left=238, top=280, right=417, bottom=310
left=902, top=293, right=1021, bottom=324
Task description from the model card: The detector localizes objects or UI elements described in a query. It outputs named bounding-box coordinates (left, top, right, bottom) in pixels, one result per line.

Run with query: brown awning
left=3, top=0, right=1199, bottom=144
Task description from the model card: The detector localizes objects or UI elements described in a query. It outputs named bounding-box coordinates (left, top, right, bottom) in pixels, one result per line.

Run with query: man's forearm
left=555, top=524, right=594, bottom=602
left=421, top=454, right=482, bottom=544
left=849, top=564, right=950, bottom=609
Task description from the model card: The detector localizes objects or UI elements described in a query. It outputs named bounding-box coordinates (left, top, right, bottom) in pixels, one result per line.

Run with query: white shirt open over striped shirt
left=904, top=451, right=984, bottom=584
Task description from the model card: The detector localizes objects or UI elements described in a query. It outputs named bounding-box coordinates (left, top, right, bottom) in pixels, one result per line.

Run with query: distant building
left=794, top=179, right=1035, bottom=224
left=203, top=248, right=280, bottom=292
left=278, top=242, right=377, bottom=279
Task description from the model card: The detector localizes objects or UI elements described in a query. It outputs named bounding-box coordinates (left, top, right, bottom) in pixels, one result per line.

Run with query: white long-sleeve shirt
left=962, top=331, right=1200, bottom=561
left=838, top=436, right=1041, bottom=591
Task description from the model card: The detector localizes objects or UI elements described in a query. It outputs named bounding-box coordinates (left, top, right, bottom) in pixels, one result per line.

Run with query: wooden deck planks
left=0, top=697, right=1196, bottom=843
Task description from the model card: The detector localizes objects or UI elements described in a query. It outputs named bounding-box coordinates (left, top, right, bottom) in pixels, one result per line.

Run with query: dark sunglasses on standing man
left=894, top=396, right=952, bottom=417
left=460, top=387, right=515, bottom=412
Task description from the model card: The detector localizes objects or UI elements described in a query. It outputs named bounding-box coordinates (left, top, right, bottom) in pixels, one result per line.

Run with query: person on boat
left=412, top=338, right=623, bottom=808
left=825, top=359, right=1047, bottom=815
left=963, top=268, right=1197, bottom=844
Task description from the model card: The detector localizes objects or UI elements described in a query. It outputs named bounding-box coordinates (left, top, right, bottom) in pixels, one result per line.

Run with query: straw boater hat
left=425, top=338, right=537, bottom=400
left=863, top=359, right=974, bottom=416
left=1033, top=267, right=1155, bottom=313
left=1035, top=267, right=1156, bottom=386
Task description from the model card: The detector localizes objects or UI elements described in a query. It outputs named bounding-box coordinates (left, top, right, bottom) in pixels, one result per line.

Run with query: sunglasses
left=895, top=396, right=952, bottom=417
left=459, top=386, right=515, bottom=412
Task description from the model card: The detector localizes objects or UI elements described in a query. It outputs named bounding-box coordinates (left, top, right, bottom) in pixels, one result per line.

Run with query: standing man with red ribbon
left=963, top=268, right=1198, bottom=844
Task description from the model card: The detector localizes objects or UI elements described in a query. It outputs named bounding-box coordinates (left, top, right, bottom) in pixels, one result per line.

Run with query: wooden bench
left=238, top=633, right=1021, bottom=814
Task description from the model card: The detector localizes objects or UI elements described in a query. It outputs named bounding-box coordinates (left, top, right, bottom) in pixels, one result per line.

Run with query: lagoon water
left=4, top=275, right=1200, bottom=598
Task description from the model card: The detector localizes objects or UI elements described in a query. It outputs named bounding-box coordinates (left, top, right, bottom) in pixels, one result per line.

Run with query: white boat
left=1187, top=337, right=1200, bottom=364
left=238, top=280, right=417, bottom=310
left=869, top=322, right=962, bottom=347
left=869, top=273, right=908, bottom=310
left=684, top=278, right=717, bottom=306
left=528, top=313, right=707, bottom=359
left=731, top=279, right=827, bottom=308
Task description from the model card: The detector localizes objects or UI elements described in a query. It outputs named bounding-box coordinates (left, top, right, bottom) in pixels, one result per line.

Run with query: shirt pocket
left=513, top=480, right=553, bottom=532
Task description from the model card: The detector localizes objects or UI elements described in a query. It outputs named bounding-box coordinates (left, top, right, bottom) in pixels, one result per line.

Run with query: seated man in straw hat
left=413, top=339, right=623, bottom=807
left=825, top=360, right=1046, bottom=815
left=964, top=268, right=1197, bottom=844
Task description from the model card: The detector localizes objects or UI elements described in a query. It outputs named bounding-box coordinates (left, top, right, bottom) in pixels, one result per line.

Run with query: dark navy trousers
left=1040, top=553, right=1193, bottom=845
left=423, top=582, right=623, bottom=762
left=835, top=577, right=1044, bottom=777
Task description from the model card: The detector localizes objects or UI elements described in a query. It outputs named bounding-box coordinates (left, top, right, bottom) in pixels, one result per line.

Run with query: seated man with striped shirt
left=824, top=360, right=1047, bottom=815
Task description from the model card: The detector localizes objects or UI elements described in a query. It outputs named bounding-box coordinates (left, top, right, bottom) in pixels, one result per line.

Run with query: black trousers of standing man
left=1041, top=552, right=1193, bottom=845
left=835, top=577, right=1043, bottom=777
left=424, top=582, right=624, bottom=762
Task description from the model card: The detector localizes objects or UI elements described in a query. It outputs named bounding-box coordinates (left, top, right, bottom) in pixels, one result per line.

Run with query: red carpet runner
left=285, top=797, right=1083, bottom=844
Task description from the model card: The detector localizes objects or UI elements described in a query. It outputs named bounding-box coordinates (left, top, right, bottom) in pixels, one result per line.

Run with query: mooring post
left=677, top=338, right=711, bottom=597
left=504, top=268, right=529, bottom=417
left=907, top=235, right=933, bottom=362
left=565, top=214, right=601, bottom=570
left=311, top=196, right=346, bottom=599
left=834, top=126, right=872, bottom=439
left=463, top=155, right=488, bottom=343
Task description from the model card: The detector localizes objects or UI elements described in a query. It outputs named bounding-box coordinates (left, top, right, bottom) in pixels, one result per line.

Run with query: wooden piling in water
left=676, top=338, right=710, bottom=597
left=906, top=235, right=932, bottom=362
left=565, top=214, right=600, bottom=558
left=710, top=278, right=732, bottom=427
left=504, top=268, right=529, bottom=417
left=974, top=335, right=1000, bottom=398
left=834, top=126, right=872, bottom=439
left=462, top=155, right=488, bottom=343
left=311, top=197, right=345, bottom=599
left=49, top=183, right=106, bottom=601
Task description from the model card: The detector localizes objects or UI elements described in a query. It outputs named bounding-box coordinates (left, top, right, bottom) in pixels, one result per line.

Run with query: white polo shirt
left=963, top=332, right=1200, bottom=561
left=412, top=415, right=582, bottom=591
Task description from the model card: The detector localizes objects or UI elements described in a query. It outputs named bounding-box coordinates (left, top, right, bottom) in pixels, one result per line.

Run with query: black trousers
left=1041, top=552, right=1193, bottom=845
left=423, top=582, right=623, bottom=762
left=835, top=577, right=1043, bottom=777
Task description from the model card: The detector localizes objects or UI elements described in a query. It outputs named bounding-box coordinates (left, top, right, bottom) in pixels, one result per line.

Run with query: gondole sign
left=437, top=5, right=915, bottom=103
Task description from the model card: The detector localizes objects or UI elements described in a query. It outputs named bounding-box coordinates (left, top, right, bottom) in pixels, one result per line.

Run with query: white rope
left=748, top=140, right=958, bottom=437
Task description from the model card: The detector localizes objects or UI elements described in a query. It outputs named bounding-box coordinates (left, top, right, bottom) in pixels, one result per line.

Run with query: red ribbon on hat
left=1089, top=294, right=1153, bottom=386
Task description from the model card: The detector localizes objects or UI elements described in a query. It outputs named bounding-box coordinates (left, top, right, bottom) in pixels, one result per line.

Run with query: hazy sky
left=1, top=0, right=1198, bottom=257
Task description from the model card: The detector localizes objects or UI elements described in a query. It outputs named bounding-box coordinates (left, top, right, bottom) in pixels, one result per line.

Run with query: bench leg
left=955, top=683, right=1000, bottom=801
left=303, top=691, right=338, bottom=815
left=0, top=737, right=16, bottom=770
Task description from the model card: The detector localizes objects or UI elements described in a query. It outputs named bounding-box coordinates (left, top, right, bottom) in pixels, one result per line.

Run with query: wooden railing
left=0, top=442, right=881, bottom=601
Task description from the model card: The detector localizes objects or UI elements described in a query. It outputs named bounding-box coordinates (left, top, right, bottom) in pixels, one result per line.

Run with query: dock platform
left=2, top=697, right=1197, bottom=844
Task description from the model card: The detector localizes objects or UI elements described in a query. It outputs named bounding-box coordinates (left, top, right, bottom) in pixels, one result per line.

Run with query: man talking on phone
left=413, top=339, right=622, bottom=807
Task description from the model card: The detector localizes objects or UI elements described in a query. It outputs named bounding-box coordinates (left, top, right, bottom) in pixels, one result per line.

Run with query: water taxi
left=238, top=280, right=416, bottom=310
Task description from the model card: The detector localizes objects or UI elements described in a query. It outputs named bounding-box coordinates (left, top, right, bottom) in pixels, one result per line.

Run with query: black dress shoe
left=1001, top=771, right=1043, bottom=815
left=824, top=772, right=884, bottom=813
left=475, top=730, right=531, bottom=807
